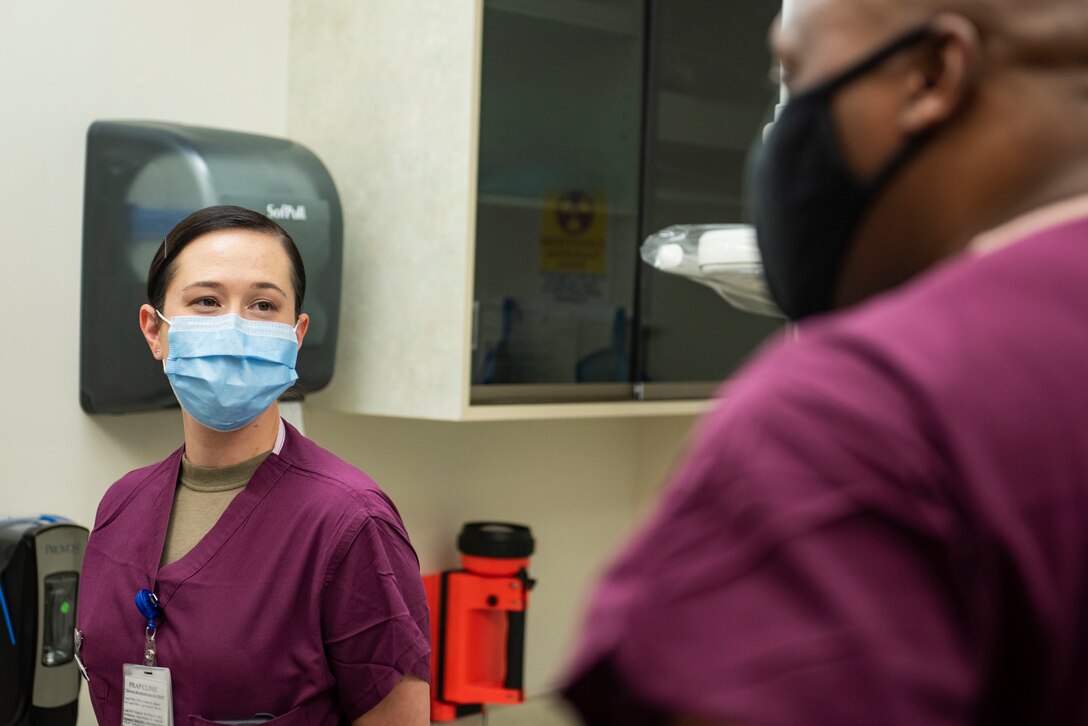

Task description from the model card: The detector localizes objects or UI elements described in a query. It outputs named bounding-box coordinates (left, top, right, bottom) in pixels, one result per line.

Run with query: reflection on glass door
left=472, top=0, right=647, bottom=394
left=637, top=0, right=782, bottom=391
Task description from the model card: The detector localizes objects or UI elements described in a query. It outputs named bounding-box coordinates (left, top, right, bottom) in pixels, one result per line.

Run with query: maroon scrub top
left=565, top=213, right=1088, bottom=724
left=77, top=422, right=430, bottom=725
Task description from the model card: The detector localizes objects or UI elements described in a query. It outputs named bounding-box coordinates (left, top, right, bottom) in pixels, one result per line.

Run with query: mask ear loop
left=154, top=310, right=171, bottom=366
left=823, top=30, right=946, bottom=314
left=790, top=25, right=935, bottom=104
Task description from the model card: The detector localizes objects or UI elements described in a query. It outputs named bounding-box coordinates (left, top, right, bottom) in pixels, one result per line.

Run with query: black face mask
left=749, top=26, right=934, bottom=321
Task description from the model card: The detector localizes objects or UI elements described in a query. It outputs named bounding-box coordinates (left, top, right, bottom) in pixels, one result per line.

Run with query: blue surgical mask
left=157, top=311, right=300, bottom=432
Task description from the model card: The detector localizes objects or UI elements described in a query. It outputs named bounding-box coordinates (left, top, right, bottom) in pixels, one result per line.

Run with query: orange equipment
left=423, top=523, right=536, bottom=722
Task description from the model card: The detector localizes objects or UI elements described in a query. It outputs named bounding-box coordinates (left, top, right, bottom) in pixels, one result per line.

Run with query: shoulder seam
left=95, top=454, right=179, bottom=529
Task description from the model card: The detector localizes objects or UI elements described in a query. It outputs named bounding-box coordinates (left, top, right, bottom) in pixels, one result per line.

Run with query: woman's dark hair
left=146, top=205, right=306, bottom=317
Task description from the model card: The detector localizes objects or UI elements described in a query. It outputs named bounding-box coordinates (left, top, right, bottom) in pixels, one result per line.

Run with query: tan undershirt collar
left=179, top=450, right=272, bottom=493
left=160, top=450, right=273, bottom=567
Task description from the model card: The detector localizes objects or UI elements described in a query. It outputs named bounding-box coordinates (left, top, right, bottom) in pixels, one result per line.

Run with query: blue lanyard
left=135, top=588, right=163, bottom=666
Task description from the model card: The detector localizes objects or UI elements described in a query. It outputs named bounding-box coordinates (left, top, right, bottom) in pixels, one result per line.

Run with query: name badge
left=122, top=663, right=174, bottom=726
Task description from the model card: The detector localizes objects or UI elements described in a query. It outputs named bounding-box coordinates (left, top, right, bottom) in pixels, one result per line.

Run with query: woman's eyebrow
left=251, top=281, right=288, bottom=297
left=179, top=281, right=287, bottom=297
left=181, top=281, right=225, bottom=293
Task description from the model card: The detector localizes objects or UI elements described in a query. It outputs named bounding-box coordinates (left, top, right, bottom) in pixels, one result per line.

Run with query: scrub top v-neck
left=77, top=422, right=431, bottom=725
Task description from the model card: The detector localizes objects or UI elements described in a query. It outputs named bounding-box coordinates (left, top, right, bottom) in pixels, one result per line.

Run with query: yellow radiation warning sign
left=539, top=190, right=607, bottom=274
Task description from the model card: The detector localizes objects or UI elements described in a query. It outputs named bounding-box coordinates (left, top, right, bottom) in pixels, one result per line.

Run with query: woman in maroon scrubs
left=77, top=206, right=430, bottom=725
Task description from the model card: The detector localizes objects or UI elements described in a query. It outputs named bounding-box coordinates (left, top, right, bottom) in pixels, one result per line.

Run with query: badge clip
left=135, top=589, right=163, bottom=667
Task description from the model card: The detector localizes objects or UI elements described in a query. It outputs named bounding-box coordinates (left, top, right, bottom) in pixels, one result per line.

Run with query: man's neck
left=181, top=405, right=281, bottom=468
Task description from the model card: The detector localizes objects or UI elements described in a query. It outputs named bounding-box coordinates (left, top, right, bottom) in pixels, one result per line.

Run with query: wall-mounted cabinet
left=288, top=0, right=780, bottom=421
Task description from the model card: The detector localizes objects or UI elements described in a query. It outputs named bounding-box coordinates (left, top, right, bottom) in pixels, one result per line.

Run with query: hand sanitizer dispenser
left=0, top=517, right=89, bottom=726
left=80, top=120, right=344, bottom=415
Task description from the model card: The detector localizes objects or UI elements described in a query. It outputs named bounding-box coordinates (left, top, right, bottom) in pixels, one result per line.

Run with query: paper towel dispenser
left=0, top=517, right=89, bottom=726
left=80, top=120, right=343, bottom=414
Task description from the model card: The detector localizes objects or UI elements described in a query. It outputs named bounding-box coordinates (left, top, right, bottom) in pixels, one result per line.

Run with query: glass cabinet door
left=471, top=0, right=782, bottom=403
left=472, top=0, right=647, bottom=400
left=636, top=0, right=782, bottom=396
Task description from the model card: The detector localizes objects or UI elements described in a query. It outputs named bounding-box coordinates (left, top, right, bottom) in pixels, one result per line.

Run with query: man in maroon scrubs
left=565, top=0, right=1088, bottom=723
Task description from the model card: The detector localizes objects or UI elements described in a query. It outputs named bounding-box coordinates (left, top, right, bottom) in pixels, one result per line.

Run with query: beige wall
left=0, top=3, right=290, bottom=723
left=303, top=411, right=697, bottom=702
left=0, top=2, right=699, bottom=724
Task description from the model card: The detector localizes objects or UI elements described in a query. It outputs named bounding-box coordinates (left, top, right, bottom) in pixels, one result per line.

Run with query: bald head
left=902, top=0, right=1088, bottom=68
left=777, top=0, right=1088, bottom=93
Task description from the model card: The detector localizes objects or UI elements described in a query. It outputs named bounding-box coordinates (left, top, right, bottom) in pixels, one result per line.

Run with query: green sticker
left=60, top=601, right=71, bottom=615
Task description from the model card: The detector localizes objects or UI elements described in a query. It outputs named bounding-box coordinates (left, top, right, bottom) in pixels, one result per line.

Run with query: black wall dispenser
left=80, top=120, right=343, bottom=414
left=0, top=517, right=89, bottom=726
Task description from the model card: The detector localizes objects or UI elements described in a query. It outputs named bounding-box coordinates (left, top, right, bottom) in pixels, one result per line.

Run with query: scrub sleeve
left=323, top=516, right=431, bottom=719
left=564, top=328, right=974, bottom=725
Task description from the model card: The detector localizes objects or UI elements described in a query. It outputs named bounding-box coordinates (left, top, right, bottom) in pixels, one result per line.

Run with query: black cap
left=458, top=522, right=535, bottom=559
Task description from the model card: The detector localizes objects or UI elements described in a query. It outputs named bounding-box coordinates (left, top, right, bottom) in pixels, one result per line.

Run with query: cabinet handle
left=472, top=300, right=480, bottom=353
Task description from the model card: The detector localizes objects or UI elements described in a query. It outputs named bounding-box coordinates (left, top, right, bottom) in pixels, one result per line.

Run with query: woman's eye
left=194, top=298, right=219, bottom=308
left=253, top=301, right=277, bottom=313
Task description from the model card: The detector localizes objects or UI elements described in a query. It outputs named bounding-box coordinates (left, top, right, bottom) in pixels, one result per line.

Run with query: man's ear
left=139, top=304, right=165, bottom=361
left=900, top=14, right=982, bottom=134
